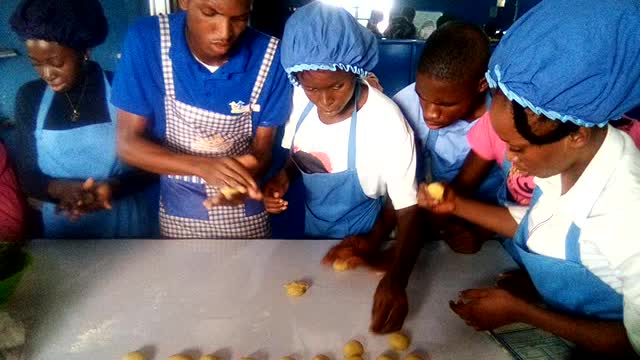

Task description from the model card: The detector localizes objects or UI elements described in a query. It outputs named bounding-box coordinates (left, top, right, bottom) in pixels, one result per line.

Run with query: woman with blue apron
left=269, top=2, right=422, bottom=334
left=10, top=0, right=154, bottom=238
left=443, top=0, right=640, bottom=356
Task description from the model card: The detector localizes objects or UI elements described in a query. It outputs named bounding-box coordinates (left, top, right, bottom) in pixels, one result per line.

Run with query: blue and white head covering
left=281, top=1, right=379, bottom=86
left=486, top=0, right=640, bottom=127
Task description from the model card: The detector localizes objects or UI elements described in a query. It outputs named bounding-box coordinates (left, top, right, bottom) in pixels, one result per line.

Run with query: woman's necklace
left=64, top=75, right=88, bottom=122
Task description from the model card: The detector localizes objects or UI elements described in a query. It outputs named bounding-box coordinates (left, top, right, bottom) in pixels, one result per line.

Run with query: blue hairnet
left=281, top=2, right=379, bottom=86
left=486, top=0, right=640, bottom=127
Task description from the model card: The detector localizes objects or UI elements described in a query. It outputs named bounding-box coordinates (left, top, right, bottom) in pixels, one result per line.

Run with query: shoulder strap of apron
left=249, top=37, right=279, bottom=106
left=36, top=85, right=55, bottom=131
left=158, top=14, right=176, bottom=98
left=423, top=128, right=439, bottom=183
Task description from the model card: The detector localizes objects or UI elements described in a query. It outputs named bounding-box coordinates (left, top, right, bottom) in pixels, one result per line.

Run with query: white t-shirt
left=524, top=127, right=640, bottom=352
left=282, top=83, right=418, bottom=210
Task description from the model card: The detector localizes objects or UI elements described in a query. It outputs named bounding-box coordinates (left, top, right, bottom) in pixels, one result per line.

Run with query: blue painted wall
left=0, top=0, right=148, bottom=124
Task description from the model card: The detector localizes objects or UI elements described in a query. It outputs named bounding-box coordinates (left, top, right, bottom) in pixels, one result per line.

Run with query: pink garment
left=618, top=115, right=640, bottom=149
left=0, top=143, right=24, bottom=241
left=467, top=112, right=535, bottom=205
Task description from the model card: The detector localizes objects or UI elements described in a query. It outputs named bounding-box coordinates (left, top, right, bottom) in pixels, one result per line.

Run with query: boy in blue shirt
left=112, top=0, right=293, bottom=238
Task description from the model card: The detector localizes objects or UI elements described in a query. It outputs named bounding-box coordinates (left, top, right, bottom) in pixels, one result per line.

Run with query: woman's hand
left=449, top=288, right=528, bottom=331
left=263, top=170, right=290, bottom=214
left=417, top=182, right=458, bottom=215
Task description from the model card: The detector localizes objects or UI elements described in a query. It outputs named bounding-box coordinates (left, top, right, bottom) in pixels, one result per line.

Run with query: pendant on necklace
left=70, top=109, right=80, bottom=122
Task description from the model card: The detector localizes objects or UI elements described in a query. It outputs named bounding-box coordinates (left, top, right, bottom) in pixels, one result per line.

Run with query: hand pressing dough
left=404, top=354, right=422, bottom=360
left=122, top=352, right=146, bottom=360
left=389, top=332, right=410, bottom=351
left=343, top=340, right=364, bottom=357
left=333, top=259, right=349, bottom=272
left=285, top=281, right=309, bottom=297
left=426, top=183, right=445, bottom=201
left=313, top=355, right=330, bottom=360
left=168, top=356, right=193, bottom=360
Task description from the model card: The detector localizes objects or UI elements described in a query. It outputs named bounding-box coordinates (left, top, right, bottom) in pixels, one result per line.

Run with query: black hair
left=401, top=7, right=416, bottom=22
left=512, top=100, right=580, bottom=145
left=10, top=0, right=108, bottom=51
left=417, top=22, right=489, bottom=84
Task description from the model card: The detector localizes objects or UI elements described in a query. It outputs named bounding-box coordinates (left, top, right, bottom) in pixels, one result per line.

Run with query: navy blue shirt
left=111, top=11, right=293, bottom=142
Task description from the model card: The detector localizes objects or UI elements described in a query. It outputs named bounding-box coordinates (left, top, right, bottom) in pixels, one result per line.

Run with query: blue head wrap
left=281, top=2, right=379, bottom=86
left=486, top=0, right=640, bottom=127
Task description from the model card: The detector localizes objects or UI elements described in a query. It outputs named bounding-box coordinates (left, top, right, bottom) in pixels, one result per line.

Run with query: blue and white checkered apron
left=157, top=14, right=277, bottom=238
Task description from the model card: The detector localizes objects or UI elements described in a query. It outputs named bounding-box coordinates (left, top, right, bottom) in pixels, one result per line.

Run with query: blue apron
left=292, top=85, right=383, bottom=239
left=504, top=187, right=623, bottom=320
left=36, top=72, right=150, bottom=238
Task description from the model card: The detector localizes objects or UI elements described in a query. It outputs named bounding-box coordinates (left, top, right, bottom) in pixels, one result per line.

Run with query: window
left=320, top=0, right=393, bottom=34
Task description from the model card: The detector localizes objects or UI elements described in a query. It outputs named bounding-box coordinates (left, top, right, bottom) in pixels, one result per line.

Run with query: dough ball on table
left=346, top=356, right=363, bottom=360
left=168, top=355, right=193, bottom=360
left=404, top=354, right=423, bottom=360
left=279, top=357, right=295, bottom=360
left=376, top=355, right=394, bottom=360
left=122, top=352, right=146, bottom=360
left=388, top=332, right=410, bottom=351
left=200, top=356, right=221, bottom=360
left=333, top=259, right=349, bottom=272
left=285, top=281, right=309, bottom=297
left=240, top=357, right=255, bottom=360
left=426, top=183, right=445, bottom=202
left=343, top=340, right=364, bottom=357
left=313, top=354, right=331, bottom=360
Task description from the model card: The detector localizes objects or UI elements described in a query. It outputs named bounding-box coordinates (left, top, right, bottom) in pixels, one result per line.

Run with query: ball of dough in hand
left=343, top=340, right=364, bottom=357
left=122, top=352, right=146, bottom=360
left=285, top=281, right=309, bottom=297
left=427, top=183, right=445, bottom=201
left=220, top=186, right=245, bottom=199
left=168, top=355, right=193, bottom=360
left=389, top=332, right=410, bottom=351
left=404, top=354, right=422, bottom=360
left=333, top=259, right=349, bottom=272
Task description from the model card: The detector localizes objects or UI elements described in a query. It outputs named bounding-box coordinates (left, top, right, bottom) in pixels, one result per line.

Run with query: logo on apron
left=229, top=101, right=261, bottom=114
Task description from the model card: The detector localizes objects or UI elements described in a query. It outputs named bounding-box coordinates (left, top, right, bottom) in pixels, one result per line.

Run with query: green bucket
left=0, top=252, right=32, bottom=305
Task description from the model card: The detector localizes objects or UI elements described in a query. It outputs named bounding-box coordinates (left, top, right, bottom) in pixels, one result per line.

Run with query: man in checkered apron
left=111, top=0, right=293, bottom=238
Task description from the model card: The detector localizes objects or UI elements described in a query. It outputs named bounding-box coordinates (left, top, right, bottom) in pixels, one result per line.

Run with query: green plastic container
left=0, top=252, right=32, bottom=305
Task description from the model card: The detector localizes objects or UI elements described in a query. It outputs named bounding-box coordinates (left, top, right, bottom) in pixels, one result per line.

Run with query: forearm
left=517, top=304, right=637, bottom=358
left=117, top=133, right=208, bottom=179
left=386, top=205, right=422, bottom=288
left=453, top=196, right=517, bottom=238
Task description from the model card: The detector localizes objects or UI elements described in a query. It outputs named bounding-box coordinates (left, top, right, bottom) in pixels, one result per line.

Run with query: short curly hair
left=10, top=0, right=108, bottom=51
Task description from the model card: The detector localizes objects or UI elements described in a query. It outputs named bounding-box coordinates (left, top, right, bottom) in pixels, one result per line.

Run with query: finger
left=460, top=288, right=491, bottom=300
left=370, top=301, right=390, bottom=333
left=378, top=301, right=408, bottom=333
left=222, top=159, right=258, bottom=190
left=82, top=178, right=95, bottom=191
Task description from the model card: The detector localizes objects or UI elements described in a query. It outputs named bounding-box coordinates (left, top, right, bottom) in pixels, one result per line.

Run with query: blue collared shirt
left=111, top=11, right=293, bottom=142
left=393, top=82, right=502, bottom=202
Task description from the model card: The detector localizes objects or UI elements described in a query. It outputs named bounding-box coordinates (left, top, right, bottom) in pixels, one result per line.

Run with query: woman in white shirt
left=419, top=0, right=640, bottom=356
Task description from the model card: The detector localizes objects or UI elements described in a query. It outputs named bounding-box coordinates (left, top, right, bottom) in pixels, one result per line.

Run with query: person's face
left=415, top=72, right=485, bottom=129
left=297, top=70, right=357, bottom=120
left=25, top=39, right=84, bottom=93
left=180, top=0, right=251, bottom=63
left=490, top=91, right=581, bottom=178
